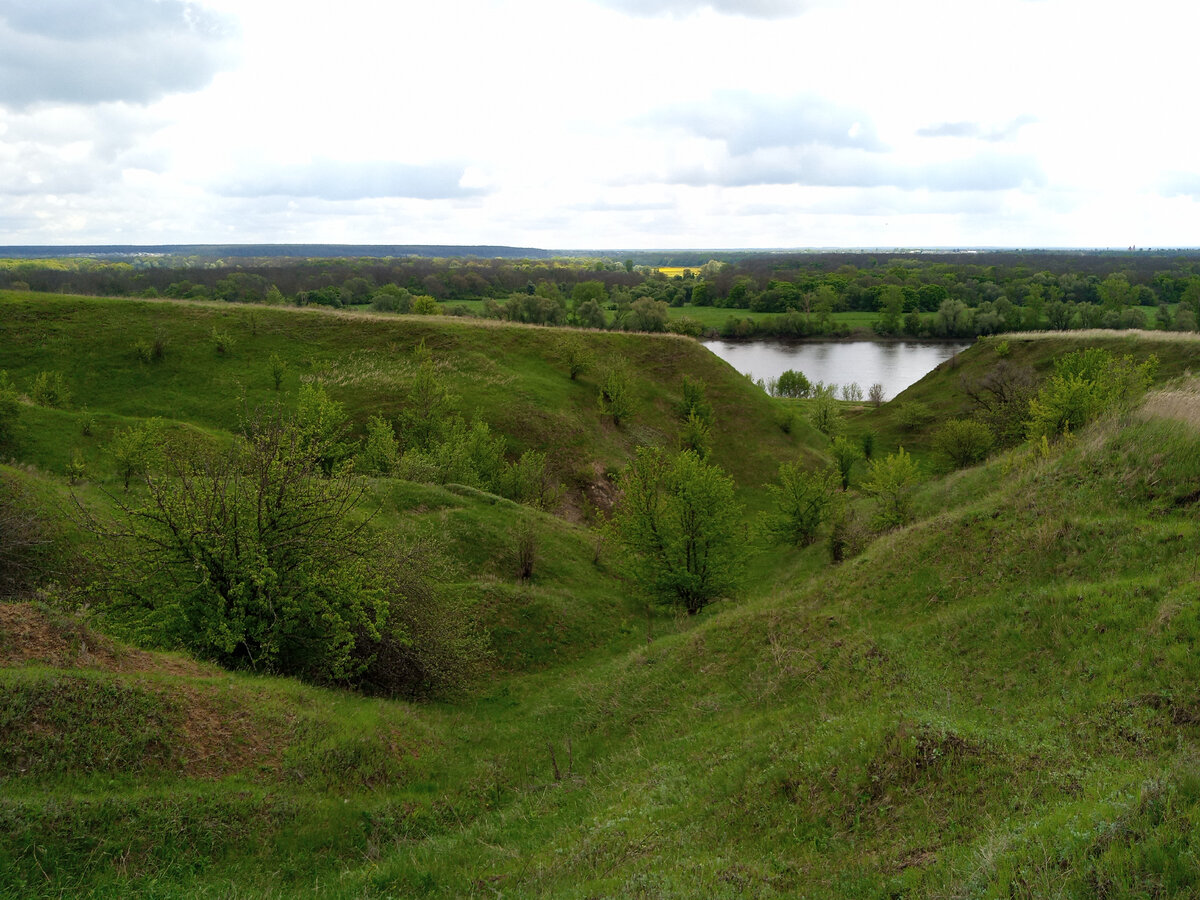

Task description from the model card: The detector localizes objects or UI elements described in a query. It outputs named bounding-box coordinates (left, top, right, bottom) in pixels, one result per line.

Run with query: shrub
left=763, top=462, right=838, bottom=547
left=860, top=431, right=875, bottom=460
left=862, top=447, right=921, bottom=529
left=210, top=326, right=234, bottom=355
left=829, top=506, right=870, bottom=563
left=933, top=419, right=995, bottom=468
left=1025, top=348, right=1156, bottom=441
left=411, top=295, right=441, bottom=315
left=500, top=450, right=558, bottom=508
left=896, top=401, right=934, bottom=431
left=30, top=371, right=70, bottom=408
left=868, top=383, right=885, bottom=407
left=79, top=407, right=96, bottom=437
left=91, top=409, right=445, bottom=687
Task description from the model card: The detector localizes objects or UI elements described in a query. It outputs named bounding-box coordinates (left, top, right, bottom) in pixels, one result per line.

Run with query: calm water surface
left=702, top=339, right=973, bottom=401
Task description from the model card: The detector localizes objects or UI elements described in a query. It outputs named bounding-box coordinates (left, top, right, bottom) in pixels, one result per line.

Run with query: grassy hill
left=4, top=307, right=1200, bottom=897
left=0, top=291, right=819, bottom=503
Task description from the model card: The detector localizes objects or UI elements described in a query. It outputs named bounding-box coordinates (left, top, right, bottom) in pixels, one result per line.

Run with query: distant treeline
left=4, top=250, right=1200, bottom=338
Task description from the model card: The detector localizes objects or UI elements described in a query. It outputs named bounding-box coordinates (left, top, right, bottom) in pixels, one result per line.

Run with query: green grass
left=5, top=299, right=1200, bottom=897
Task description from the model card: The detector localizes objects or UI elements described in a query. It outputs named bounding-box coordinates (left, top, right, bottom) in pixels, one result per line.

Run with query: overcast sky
left=2, top=0, right=1198, bottom=249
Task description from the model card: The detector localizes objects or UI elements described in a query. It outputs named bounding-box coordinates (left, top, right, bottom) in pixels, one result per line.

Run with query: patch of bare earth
left=0, top=601, right=216, bottom=677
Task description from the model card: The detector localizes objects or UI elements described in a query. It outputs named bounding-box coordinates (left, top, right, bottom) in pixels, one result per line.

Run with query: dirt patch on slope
left=0, top=602, right=216, bottom=677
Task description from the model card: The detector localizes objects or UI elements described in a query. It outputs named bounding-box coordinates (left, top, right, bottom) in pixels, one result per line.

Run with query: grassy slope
left=0, top=291, right=819, bottom=500
left=5, top=318, right=1200, bottom=896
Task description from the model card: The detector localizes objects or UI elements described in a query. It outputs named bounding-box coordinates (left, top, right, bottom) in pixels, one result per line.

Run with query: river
left=702, top=339, right=973, bottom=401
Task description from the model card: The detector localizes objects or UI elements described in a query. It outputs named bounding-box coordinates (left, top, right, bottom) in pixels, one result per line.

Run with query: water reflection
left=702, top=339, right=973, bottom=401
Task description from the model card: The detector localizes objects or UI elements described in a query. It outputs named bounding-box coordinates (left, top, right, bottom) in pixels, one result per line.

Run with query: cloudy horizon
left=2, top=0, right=1197, bottom=249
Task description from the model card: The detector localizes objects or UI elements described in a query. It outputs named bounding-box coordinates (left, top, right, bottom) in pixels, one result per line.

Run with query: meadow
left=2, top=290, right=1200, bottom=898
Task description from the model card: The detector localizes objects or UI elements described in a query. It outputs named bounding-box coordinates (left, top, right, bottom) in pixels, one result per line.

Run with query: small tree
left=30, top=371, right=70, bottom=408
left=597, top=361, right=637, bottom=426
left=862, top=448, right=921, bottom=529
left=359, top=415, right=400, bottom=475
left=558, top=336, right=592, bottom=381
left=269, top=352, right=287, bottom=391
left=808, top=388, right=842, bottom=436
left=679, top=410, right=712, bottom=458
left=611, top=447, right=743, bottom=615
left=868, top=383, right=885, bottom=407
left=210, top=326, right=234, bottom=355
left=295, top=383, right=353, bottom=476
left=830, top=435, right=863, bottom=490
left=109, top=419, right=163, bottom=490
left=677, top=375, right=715, bottom=426
left=841, top=382, right=864, bottom=402
left=763, top=462, right=838, bottom=547
left=775, top=369, right=811, bottom=398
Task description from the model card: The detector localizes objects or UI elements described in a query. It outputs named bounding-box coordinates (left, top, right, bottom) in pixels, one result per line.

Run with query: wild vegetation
left=3, top=282, right=1200, bottom=898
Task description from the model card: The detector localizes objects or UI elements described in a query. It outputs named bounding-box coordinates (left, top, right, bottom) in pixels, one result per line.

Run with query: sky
left=1, top=0, right=1198, bottom=249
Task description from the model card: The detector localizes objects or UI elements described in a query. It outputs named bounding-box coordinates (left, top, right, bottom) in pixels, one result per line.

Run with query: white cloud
left=0, top=0, right=238, bottom=108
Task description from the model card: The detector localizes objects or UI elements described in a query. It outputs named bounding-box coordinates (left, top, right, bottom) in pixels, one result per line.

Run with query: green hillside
left=3, top=304, right=1200, bottom=898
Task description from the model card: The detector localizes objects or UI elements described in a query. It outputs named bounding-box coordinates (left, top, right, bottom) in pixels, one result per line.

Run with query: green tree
left=808, top=386, right=842, bottom=436
left=830, top=435, right=862, bottom=490
left=774, top=369, right=811, bottom=398
left=296, top=383, right=353, bottom=476
left=763, top=461, right=838, bottom=547
left=575, top=298, right=607, bottom=329
left=411, top=294, right=441, bottom=315
left=611, top=447, right=743, bottom=615
left=862, top=447, right=921, bottom=529
left=109, top=419, right=163, bottom=490
left=359, top=415, right=400, bottom=475
left=269, top=352, right=287, bottom=391
left=677, top=375, right=714, bottom=426
left=597, top=361, right=637, bottom=426
left=558, top=335, right=592, bottom=380
left=397, top=344, right=456, bottom=451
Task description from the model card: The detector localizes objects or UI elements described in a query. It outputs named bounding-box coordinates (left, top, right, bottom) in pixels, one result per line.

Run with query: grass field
left=4, top=294, right=1200, bottom=898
